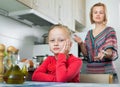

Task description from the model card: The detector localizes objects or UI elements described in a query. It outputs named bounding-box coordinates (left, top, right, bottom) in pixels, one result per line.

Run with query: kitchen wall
left=0, top=14, right=49, bottom=59
left=85, top=0, right=120, bottom=83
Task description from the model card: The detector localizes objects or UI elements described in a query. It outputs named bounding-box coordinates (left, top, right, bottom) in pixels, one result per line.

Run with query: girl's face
left=48, top=28, right=69, bottom=55
left=92, top=6, right=105, bottom=24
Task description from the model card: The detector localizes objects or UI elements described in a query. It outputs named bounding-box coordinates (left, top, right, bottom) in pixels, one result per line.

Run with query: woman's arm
left=94, top=28, right=118, bottom=61
left=94, top=49, right=113, bottom=61
left=73, top=35, right=87, bottom=56
left=78, top=42, right=87, bottom=56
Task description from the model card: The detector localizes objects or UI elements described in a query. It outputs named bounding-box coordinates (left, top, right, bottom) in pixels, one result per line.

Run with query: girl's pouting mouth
left=53, top=48, right=60, bottom=51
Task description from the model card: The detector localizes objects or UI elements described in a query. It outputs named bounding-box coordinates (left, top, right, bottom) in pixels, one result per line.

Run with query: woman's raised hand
left=73, top=35, right=83, bottom=44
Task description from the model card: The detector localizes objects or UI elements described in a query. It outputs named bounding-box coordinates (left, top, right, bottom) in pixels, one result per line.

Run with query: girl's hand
left=60, top=39, right=72, bottom=55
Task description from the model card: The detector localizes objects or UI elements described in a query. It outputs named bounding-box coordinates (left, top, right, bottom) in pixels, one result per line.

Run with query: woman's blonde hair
left=90, top=2, right=107, bottom=24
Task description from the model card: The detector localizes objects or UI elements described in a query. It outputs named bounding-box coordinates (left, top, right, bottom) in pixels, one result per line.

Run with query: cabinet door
left=32, top=0, right=59, bottom=23
left=73, top=0, right=85, bottom=26
left=79, top=0, right=85, bottom=26
left=17, top=0, right=33, bottom=8
left=59, top=0, right=75, bottom=31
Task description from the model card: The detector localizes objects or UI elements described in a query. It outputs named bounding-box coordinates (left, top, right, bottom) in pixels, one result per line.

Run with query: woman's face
left=92, top=6, right=105, bottom=24
left=48, top=28, right=69, bottom=55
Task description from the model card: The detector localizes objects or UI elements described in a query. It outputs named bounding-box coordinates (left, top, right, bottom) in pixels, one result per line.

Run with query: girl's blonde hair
left=48, top=24, right=72, bottom=39
left=90, top=2, right=107, bottom=24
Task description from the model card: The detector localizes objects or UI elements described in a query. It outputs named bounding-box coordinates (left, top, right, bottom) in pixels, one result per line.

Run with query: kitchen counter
left=0, top=81, right=119, bottom=87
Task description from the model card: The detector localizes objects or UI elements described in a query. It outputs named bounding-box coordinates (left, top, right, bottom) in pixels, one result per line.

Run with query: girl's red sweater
left=32, top=53, right=82, bottom=82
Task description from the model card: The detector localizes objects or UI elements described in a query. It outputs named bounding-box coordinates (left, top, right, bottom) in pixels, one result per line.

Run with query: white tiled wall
left=0, top=15, right=48, bottom=59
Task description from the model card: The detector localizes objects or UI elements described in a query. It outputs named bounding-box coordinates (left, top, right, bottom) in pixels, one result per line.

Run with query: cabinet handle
left=58, top=5, right=62, bottom=23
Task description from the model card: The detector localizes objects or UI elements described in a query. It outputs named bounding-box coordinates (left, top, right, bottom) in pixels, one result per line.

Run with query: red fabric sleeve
left=32, top=57, right=56, bottom=82
left=56, top=53, right=82, bottom=82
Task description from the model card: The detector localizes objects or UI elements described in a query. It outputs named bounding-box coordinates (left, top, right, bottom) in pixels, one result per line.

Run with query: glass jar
left=3, top=53, right=25, bottom=84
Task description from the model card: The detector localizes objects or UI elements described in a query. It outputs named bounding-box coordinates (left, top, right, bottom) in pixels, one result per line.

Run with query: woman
left=73, top=2, right=118, bottom=74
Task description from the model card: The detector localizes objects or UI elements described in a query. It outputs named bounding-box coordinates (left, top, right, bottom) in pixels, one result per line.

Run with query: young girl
left=32, top=24, right=82, bottom=82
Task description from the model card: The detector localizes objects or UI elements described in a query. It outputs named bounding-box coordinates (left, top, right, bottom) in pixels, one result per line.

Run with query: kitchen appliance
left=0, top=0, right=57, bottom=27
left=8, top=9, right=55, bottom=26
left=33, top=41, right=79, bottom=57
left=42, top=33, right=48, bottom=44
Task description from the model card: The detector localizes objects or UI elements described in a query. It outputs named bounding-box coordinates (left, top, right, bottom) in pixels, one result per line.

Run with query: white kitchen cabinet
left=17, top=0, right=59, bottom=24
left=58, top=0, right=75, bottom=31
left=32, top=0, right=75, bottom=31
left=17, top=0, right=33, bottom=8
left=73, top=0, right=85, bottom=26
left=17, top=0, right=85, bottom=31
left=32, top=0, right=59, bottom=24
